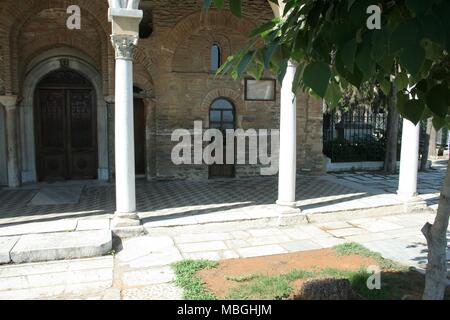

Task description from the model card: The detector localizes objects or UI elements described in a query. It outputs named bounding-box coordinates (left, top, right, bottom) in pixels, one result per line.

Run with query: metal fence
left=323, top=107, right=393, bottom=163
left=323, top=107, right=429, bottom=163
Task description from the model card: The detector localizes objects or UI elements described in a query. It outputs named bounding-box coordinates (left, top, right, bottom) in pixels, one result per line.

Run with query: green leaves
left=426, top=84, right=449, bottom=117
left=213, top=0, right=224, bottom=10
left=263, top=41, right=280, bottom=69
left=203, top=0, right=224, bottom=10
left=399, top=44, right=425, bottom=77
left=371, top=30, right=388, bottom=63
left=303, top=61, right=331, bottom=98
left=356, top=41, right=376, bottom=79
left=420, top=15, right=446, bottom=47
left=339, top=39, right=357, bottom=73
left=236, top=51, right=256, bottom=78
left=405, top=0, right=432, bottom=17
left=201, top=0, right=450, bottom=129
left=202, top=0, right=239, bottom=15
left=325, top=81, right=343, bottom=108
left=250, top=21, right=276, bottom=38
left=395, top=73, right=409, bottom=91
left=398, top=99, right=426, bottom=125
left=229, top=0, right=242, bottom=17
left=390, top=19, right=420, bottom=54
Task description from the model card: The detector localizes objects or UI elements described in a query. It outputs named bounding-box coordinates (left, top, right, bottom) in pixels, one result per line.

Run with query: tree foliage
left=205, top=0, right=450, bottom=129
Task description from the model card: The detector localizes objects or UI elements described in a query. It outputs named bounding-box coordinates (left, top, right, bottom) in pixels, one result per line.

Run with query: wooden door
left=36, top=89, right=67, bottom=180
left=209, top=98, right=236, bottom=178
left=35, top=70, right=97, bottom=181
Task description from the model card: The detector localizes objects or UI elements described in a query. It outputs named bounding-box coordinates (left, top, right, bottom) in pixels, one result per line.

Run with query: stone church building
left=0, top=0, right=324, bottom=188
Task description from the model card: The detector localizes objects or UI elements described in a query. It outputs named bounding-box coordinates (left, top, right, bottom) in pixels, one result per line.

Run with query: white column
left=0, top=96, right=20, bottom=187
left=113, top=37, right=136, bottom=213
left=276, top=61, right=298, bottom=210
left=109, top=0, right=144, bottom=237
left=397, top=118, right=420, bottom=199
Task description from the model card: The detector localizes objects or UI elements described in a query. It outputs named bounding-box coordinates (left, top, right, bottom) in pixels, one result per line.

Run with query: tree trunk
left=384, top=81, right=399, bottom=174
left=429, top=124, right=437, bottom=159
left=420, top=118, right=432, bottom=171
left=422, top=158, right=450, bottom=300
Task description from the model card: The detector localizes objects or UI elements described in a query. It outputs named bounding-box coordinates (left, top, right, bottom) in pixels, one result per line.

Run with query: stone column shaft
left=0, top=96, right=20, bottom=187
left=112, top=35, right=138, bottom=217
left=277, top=61, right=298, bottom=210
left=398, top=118, right=420, bottom=199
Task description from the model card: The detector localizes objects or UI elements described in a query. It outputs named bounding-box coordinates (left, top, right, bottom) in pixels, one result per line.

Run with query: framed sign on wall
left=244, top=78, right=276, bottom=101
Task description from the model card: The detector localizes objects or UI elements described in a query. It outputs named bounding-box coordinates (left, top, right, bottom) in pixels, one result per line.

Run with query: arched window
left=210, top=43, right=221, bottom=72
left=209, top=98, right=235, bottom=130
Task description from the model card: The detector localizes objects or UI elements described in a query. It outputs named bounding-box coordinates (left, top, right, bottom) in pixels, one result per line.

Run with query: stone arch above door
left=20, top=55, right=109, bottom=183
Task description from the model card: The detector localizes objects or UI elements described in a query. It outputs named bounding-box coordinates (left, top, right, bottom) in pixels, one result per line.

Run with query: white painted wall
left=0, top=105, right=7, bottom=185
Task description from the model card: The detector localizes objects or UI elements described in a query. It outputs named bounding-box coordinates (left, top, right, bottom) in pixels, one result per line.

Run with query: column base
left=276, top=200, right=298, bottom=209
left=111, top=211, right=145, bottom=238
left=276, top=201, right=302, bottom=215
left=276, top=203, right=306, bottom=226
left=396, top=193, right=429, bottom=213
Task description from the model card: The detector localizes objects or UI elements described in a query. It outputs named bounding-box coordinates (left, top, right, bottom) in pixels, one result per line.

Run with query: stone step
left=2, top=229, right=112, bottom=264
left=0, top=256, right=114, bottom=300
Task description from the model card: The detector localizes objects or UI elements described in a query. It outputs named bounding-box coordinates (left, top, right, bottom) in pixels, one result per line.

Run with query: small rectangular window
left=244, top=78, right=277, bottom=101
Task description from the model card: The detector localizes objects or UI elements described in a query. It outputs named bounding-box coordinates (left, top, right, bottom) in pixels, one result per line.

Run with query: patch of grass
left=225, top=274, right=259, bottom=282
left=332, top=242, right=406, bottom=270
left=172, top=259, right=218, bottom=300
left=226, top=274, right=292, bottom=300
left=317, top=267, right=390, bottom=299
left=224, top=266, right=416, bottom=300
left=226, top=269, right=316, bottom=300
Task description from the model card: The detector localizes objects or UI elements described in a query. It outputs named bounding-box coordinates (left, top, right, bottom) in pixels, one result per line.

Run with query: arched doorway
left=209, top=98, right=235, bottom=178
left=34, top=69, right=98, bottom=181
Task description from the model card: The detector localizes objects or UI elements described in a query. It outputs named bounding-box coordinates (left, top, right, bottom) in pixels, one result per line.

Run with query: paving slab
left=117, top=236, right=175, bottom=263
left=123, top=249, right=183, bottom=269
left=0, top=256, right=113, bottom=278
left=173, top=232, right=232, bottom=244
left=10, top=230, right=112, bottom=264
left=182, top=251, right=222, bottom=261
left=122, top=266, right=175, bottom=286
left=326, top=227, right=367, bottom=238
left=122, top=284, right=183, bottom=300
left=29, top=187, right=83, bottom=206
left=76, top=219, right=110, bottom=231
left=237, top=245, right=287, bottom=258
left=281, top=240, right=322, bottom=252
left=0, top=220, right=78, bottom=237
left=177, top=241, right=227, bottom=253
left=0, top=236, right=19, bottom=264
left=0, top=256, right=113, bottom=299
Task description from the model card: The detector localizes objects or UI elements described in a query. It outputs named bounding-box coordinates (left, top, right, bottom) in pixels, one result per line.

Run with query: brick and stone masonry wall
left=0, top=0, right=326, bottom=183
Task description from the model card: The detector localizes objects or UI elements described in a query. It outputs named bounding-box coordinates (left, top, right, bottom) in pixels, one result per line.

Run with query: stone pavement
left=0, top=172, right=433, bottom=230
left=0, top=161, right=446, bottom=230
left=0, top=161, right=448, bottom=299
left=0, top=210, right=448, bottom=300
left=329, top=160, right=447, bottom=211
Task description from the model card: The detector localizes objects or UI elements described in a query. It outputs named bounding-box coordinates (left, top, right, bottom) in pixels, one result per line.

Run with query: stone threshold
left=0, top=229, right=113, bottom=265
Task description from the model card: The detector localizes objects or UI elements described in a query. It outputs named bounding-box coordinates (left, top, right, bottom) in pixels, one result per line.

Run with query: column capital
left=0, top=95, right=18, bottom=110
left=104, top=95, right=115, bottom=104
left=108, top=0, right=140, bottom=10
left=111, top=34, right=138, bottom=60
left=287, top=59, right=297, bottom=68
